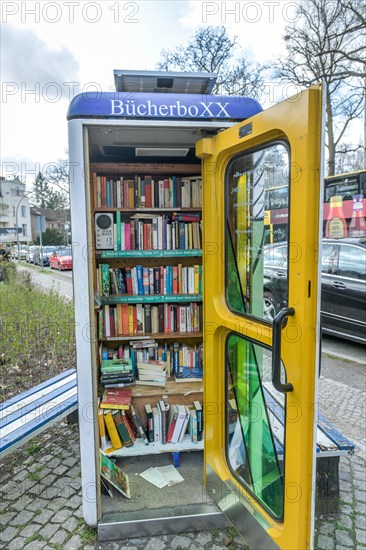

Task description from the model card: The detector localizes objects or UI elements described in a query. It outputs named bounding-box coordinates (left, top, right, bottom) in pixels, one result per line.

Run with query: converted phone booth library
left=67, top=70, right=324, bottom=549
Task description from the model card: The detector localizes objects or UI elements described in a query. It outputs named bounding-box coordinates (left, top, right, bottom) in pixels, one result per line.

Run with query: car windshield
left=43, top=247, right=56, bottom=253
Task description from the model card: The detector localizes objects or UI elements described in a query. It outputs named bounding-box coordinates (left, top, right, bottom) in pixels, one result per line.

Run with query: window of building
left=22, top=224, right=27, bottom=236
left=21, top=205, right=26, bottom=217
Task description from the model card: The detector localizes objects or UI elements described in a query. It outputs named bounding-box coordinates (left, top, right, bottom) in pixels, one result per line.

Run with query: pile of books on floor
left=98, top=388, right=203, bottom=451
left=144, top=400, right=203, bottom=445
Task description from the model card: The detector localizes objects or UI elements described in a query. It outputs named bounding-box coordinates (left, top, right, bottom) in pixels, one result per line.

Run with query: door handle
left=272, top=307, right=295, bottom=393
left=332, top=281, right=346, bottom=289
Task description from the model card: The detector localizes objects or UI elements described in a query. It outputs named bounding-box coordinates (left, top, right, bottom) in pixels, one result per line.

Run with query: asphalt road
left=17, top=263, right=366, bottom=364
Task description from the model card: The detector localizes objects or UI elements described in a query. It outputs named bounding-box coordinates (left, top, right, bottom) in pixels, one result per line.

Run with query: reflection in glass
left=226, top=144, right=290, bottom=322
left=226, top=333, right=284, bottom=519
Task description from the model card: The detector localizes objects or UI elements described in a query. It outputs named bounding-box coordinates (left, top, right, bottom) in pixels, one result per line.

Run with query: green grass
left=0, top=273, right=75, bottom=372
left=25, top=441, right=42, bottom=456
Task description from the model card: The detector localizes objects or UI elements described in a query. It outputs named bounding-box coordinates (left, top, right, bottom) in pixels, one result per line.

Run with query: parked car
left=34, top=246, right=57, bottom=267
left=263, top=238, right=366, bottom=345
left=49, top=248, right=72, bottom=270
left=12, top=245, right=29, bottom=261
left=25, top=245, right=39, bottom=264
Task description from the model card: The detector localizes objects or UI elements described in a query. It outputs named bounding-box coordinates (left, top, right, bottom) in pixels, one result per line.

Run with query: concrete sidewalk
left=1, top=355, right=365, bottom=550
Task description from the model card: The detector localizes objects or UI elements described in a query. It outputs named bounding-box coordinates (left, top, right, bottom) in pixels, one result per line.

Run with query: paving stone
left=317, top=536, right=336, bottom=550
left=63, top=534, right=83, bottom=549
left=356, top=530, right=366, bottom=545
left=63, top=516, right=80, bottom=533
left=48, top=497, right=69, bottom=512
left=38, top=522, right=60, bottom=540
left=52, top=464, right=69, bottom=476
left=194, top=532, right=212, bottom=545
left=169, top=535, right=192, bottom=549
left=33, top=509, right=54, bottom=524
left=6, top=538, right=27, bottom=550
left=0, top=511, right=16, bottom=525
left=24, top=540, right=46, bottom=549
left=1, top=526, right=19, bottom=542
left=20, top=524, right=42, bottom=538
left=335, top=529, right=354, bottom=547
left=11, top=510, right=36, bottom=526
left=319, top=522, right=336, bottom=536
left=39, top=473, right=57, bottom=485
left=49, top=528, right=69, bottom=545
left=63, top=457, right=78, bottom=468
left=355, top=490, right=366, bottom=503
left=338, top=515, right=353, bottom=530
left=66, top=495, right=82, bottom=509
left=51, top=508, right=73, bottom=523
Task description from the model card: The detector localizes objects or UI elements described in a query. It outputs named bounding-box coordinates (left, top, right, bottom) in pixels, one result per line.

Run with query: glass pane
left=226, top=333, right=284, bottom=519
left=226, top=144, right=290, bottom=322
left=337, top=245, right=366, bottom=280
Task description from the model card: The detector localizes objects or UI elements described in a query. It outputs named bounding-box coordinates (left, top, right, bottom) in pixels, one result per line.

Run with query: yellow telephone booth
left=68, top=71, right=324, bottom=549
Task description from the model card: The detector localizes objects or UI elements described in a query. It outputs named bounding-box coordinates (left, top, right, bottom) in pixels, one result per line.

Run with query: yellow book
left=194, top=265, right=199, bottom=294
left=188, top=223, right=193, bottom=249
left=104, top=412, right=123, bottom=450
left=128, top=305, right=134, bottom=334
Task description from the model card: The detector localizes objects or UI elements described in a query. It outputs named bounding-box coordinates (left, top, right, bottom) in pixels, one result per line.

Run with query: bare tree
left=157, top=26, right=264, bottom=99
left=272, top=0, right=365, bottom=175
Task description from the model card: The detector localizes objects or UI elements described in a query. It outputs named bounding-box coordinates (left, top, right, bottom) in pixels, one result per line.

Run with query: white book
left=157, top=465, right=184, bottom=486
left=157, top=217, right=163, bottom=250
left=153, top=406, right=160, bottom=443
left=171, top=405, right=188, bottom=444
left=179, top=307, right=187, bottom=333
left=158, top=180, right=164, bottom=208
left=188, top=267, right=195, bottom=294
left=178, top=406, right=190, bottom=443
left=152, top=218, right=158, bottom=250
left=104, top=305, right=110, bottom=337
left=140, top=467, right=167, bottom=488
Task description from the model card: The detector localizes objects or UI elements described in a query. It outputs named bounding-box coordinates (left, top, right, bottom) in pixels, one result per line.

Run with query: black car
left=263, top=238, right=366, bottom=345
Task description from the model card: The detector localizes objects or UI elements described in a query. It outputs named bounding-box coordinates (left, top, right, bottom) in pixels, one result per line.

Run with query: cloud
left=1, top=23, right=79, bottom=87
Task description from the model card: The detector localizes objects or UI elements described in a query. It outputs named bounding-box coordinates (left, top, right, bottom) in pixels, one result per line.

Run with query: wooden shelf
left=132, top=379, right=203, bottom=398
left=99, top=293, right=202, bottom=305
left=94, top=207, right=202, bottom=213
left=102, top=434, right=203, bottom=458
left=96, top=249, right=202, bottom=259
left=101, top=332, right=203, bottom=342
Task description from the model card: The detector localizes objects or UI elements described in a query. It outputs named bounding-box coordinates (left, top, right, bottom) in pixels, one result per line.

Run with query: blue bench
left=0, top=368, right=78, bottom=459
left=263, top=384, right=354, bottom=513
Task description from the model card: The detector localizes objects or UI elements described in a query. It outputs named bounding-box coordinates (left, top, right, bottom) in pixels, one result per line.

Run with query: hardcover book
left=100, top=452, right=131, bottom=499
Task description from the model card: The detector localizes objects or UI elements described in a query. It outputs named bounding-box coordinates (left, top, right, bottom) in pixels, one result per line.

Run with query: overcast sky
left=1, top=0, right=359, bottom=188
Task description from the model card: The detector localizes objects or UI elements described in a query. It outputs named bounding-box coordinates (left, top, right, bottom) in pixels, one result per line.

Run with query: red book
left=121, top=304, right=129, bottom=334
left=101, top=176, right=107, bottom=208
left=101, top=388, right=132, bottom=408
left=110, top=307, right=115, bottom=336
left=125, top=223, right=131, bottom=250
left=172, top=266, right=178, bottom=294
left=144, top=176, right=152, bottom=208
left=132, top=305, right=138, bottom=334
left=125, top=267, right=133, bottom=294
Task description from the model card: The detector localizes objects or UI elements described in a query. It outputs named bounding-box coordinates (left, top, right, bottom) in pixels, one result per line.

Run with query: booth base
left=99, top=451, right=229, bottom=540
left=98, top=503, right=229, bottom=541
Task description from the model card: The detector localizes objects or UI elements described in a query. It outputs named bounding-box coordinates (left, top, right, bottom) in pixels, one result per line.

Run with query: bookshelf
left=91, top=167, right=204, bottom=459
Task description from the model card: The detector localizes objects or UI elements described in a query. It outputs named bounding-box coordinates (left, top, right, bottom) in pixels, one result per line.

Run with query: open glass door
left=197, top=85, right=324, bottom=550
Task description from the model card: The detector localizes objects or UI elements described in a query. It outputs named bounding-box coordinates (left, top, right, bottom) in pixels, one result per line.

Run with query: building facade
left=0, top=176, right=32, bottom=245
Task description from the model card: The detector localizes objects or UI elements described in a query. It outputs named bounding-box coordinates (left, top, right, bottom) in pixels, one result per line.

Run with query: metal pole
left=38, top=215, right=44, bottom=271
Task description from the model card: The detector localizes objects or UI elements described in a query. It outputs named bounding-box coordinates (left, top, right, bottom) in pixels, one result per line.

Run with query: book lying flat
left=139, top=465, right=184, bottom=488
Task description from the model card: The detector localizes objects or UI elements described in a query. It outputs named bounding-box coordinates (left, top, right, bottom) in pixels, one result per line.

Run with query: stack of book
left=136, top=360, right=167, bottom=387
left=99, top=397, right=149, bottom=451
left=100, top=358, right=135, bottom=388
